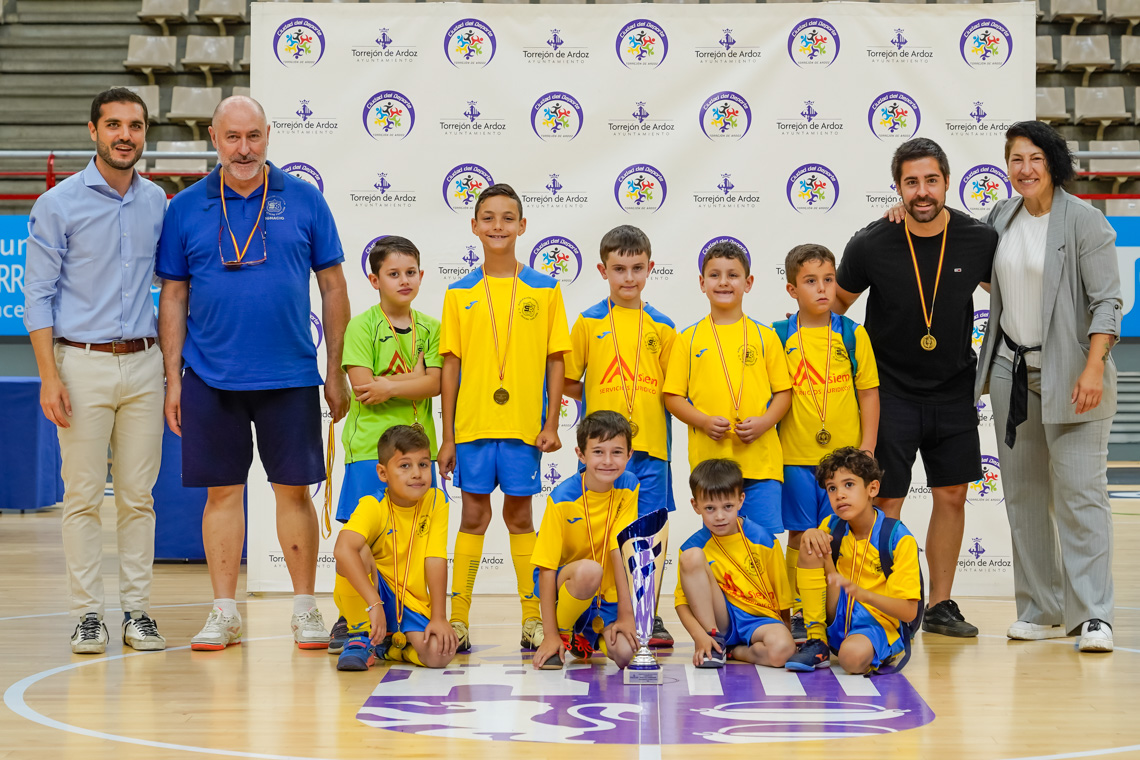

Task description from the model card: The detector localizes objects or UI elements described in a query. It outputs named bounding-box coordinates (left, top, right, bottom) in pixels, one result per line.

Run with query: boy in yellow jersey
left=664, top=241, right=792, bottom=537
left=675, top=459, right=795, bottom=668
left=773, top=244, right=880, bottom=643
left=787, top=447, right=921, bottom=674
left=332, top=426, right=458, bottom=671
left=531, top=411, right=640, bottom=670
left=330, top=235, right=443, bottom=654
left=438, top=184, right=572, bottom=653
left=564, top=224, right=677, bottom=647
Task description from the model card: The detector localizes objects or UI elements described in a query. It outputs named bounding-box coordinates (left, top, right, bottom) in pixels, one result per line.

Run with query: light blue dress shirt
left=23, top=158, right=167, bottom=342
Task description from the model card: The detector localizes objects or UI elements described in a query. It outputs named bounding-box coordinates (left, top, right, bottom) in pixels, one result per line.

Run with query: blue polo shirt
left=156, top=162, right=344, bottom=391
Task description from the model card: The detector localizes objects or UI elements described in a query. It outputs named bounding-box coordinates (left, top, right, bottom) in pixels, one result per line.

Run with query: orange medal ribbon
left=904, top=209, right=949, bottom=351
left=580, top=475, right=617, bottom=613
left=220, top=166, right=268, bottom=264
left=379, top=307, right=421, bottom=428
left=388, top=491, right=435, bottom=647
left=709, top=317, right=748, bottom=423
left=711, top=519, right=779, bottom=617
left=482, top=264, right=520, bottom=403
left=607, top=300, right=644, bottom=438
left=795, top=320, right=833, bottom=446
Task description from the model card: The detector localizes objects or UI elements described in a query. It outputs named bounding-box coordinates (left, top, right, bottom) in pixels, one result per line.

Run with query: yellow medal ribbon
left=220, top=166, right=268, bottom=265
left=388, top=491, right=434, bottom=648
left=708, top=316, right=748, bottom=423
left=843, top=529, right=872, bottom=634
left=607, top=300, right=644, bottom=438
left=378, top=306, right=421, bottom=428
left=482, top=263, right=520, bottom=403
left=580, top=475, right=617, bottom=614
left=904, top=209, right=949, bottom=351
left=711, top=519, right=779, bottom=618
left=795, top=319, right=833, bottom=447
left=321, top=419, right=335, bottom=540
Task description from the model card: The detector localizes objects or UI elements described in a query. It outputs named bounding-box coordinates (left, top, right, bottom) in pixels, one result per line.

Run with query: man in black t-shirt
left=835, top=138, right=997, bottom=639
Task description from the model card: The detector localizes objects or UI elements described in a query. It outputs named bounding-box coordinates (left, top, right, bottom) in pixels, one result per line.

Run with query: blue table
left=0, top=377, right=63, bottom=511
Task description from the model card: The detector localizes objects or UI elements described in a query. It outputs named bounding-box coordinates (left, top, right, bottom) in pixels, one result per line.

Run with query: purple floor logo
left=532, top=92, right=584, bottom=142
left=961, top=19, right=1013, bottom=69
left=444, top=163, right=495, bottom=213
left=357, top=663, right=934, bottom=744
left=363, top=91, right=415, bottom=140
left=789, top=18, right=840, bottom=68
left=698, top=236, right=752, bottom=274
left=274, top=18, right=325, bottom=68
left=787, top=164, right=839, bottom=213
left=968, top=455, right=1003, bottom=505
left=617, top=19, right=668, bottom=68
left=529, top=236, right=583, bottom=285
left=959, top=164, right=1011, bottom=214
left=446, top=19, right=496, bottom=67
left=700, top=92, right=751, bottom=141
left=282, top=162, right=324, bottom=194
left=615, top=164, right=667, bottom=213
left=868, top=91, right=921, bottom=140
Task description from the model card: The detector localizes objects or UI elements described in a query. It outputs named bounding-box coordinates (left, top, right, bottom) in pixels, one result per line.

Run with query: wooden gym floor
left=2, top=495, right=1139, bottom=760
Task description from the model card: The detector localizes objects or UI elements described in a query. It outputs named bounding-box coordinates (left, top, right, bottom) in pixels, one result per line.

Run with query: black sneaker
left=789, top=612, right=807, bottom=643
left=922, top=599, right=978, bottom=638
left=648, top=615, right=674, bottom=647
left=696, top=630, right=726, bottom=669
left=786, top=638, right=831, bottom=671
left=328, top=616, right=350, bottom=655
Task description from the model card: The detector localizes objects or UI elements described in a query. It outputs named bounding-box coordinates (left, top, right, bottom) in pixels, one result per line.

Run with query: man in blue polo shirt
left=157, top=95, right=351, bottom=652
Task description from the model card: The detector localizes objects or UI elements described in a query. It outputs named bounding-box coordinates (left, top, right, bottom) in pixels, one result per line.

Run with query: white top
left=995, top=206, right=1050, bottom=369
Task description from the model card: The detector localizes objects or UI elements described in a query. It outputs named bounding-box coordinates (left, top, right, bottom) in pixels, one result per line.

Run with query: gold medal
left=385, top=491, right=436, bottom=658
left=816, top=429, right=832, bottom=446
left=411, top=423, right=424, bottom=433
left=629, top=419, right=639, bottom=438
left=795, top=316, right=833, bottom=450
left=607, top=300, right=645, bottom=446
left=493, top=387, right=510, bottom=405
left=483, top=264, right=520, bottom=409
left=391, top=631, right=407, bottom=649
left=921, top=334, right=937, bottom=351
left=581, top=475, right=617, bottom=621
left=905, top=210, right=949, bottom=356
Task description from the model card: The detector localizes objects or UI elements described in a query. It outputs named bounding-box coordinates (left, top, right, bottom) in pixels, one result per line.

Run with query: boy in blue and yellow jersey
left=675, top=459, right=795, bottom=668
left=332, top=426, right=457, bottom=671
left=531, top=411, right=640, bottom=670
left=564, top=225, right=677, bottom=647
left=438, top=184, right=572, bottom=653
left=774, top=244, right=880, bottom=642
left=664, top=241, right=793, bottom=537
left=787, top=447, right=921, bottom=674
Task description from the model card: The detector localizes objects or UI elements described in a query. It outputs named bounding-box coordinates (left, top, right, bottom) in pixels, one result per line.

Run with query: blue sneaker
left=336, top=637, right=376, bottom=671
left=696, top=630, right=727, bottom=669
left=786, top=638, right=831, bottom=672
left=328, top=616, right=350, bottom=655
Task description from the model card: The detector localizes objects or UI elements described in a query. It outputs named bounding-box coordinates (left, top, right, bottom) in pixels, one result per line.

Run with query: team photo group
left=23, top=86, right=1122, bottom=682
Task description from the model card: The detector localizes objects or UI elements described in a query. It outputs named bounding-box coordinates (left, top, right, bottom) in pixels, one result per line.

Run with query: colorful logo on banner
left=362, top=91, right=415, bottom=140
left=360, top=235, right=388, bottom=277
left=972, top=309, right=989, bottom=350
left=446, top=19, right=497, bottom=67
left=961, top=19, right=1013, bottom=69
left=788, top=18, right=840, bottom=68
left=531, top=92, right=584, bottom=141
left=282, top=162, right=324, bottom=194
left=274, top=18, right=325, bottom=67
left=868, top=91, right=921, bottom=140
left=560, top=397, right=584, bottom=430
left=787, top=164, right=840, bottom=213
left=697, top=236, right=752, bottom=274
left=357, top=664, right=934, bottom=744
left=443, top=163, right=495, bottom=213
left=615, top=164, right=667, bottom=213
left=699, top=92, right=751, bottom=141
left=529, top=236, right=583, bottom=285
left=967, top=455, right=1004, bottom=505
left=959, top=165, right=1012, bottom=214
left=310, top=311, right=324, bottom=349
left=617, top=19, right=668, bottom=68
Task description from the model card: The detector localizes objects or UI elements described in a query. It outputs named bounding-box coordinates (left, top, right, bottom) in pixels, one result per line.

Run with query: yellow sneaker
left=521, top=617, right=544, bottom=649
left=451, top=620, right=471, bottom=653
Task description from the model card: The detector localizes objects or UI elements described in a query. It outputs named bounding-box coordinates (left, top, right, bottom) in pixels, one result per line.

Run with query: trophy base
left=624, top=665, right=665, bottom=685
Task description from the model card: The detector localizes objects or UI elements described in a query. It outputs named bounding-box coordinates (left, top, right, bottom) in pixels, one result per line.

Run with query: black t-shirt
left=837, top=208, right=997, bottom=404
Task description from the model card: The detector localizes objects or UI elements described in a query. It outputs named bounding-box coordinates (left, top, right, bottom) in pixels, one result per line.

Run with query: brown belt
left=57, top=337, right=157, bottom=354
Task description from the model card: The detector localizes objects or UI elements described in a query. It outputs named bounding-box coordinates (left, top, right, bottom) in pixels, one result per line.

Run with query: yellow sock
left=399, top=644, right=425, bottom=667
left=785, top=547, right=800, bottom=614
left=450, top=531, right=484, bottom=626
left=333, top=571, right=372, bottom=638
left=509, top=532, right=541, bottom=624
left=798, top=566, right=828, bottom=642
left=556, top=587, right=595, bottom=635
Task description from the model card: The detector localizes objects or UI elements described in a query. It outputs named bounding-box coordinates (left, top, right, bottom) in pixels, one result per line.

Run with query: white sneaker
left=123, top=612, right=166, bottom=651
left=291, top=607, right=330, bottom=650
left=1077, top=619, right=1113, bottom=652
left=191, top=608, right=243, bottom=651
left=1007, top=620, right=1067, bottom=641
left=71, top=613, right=108, bottom=655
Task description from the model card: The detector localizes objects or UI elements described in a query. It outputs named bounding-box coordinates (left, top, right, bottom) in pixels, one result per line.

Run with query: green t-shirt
left=341, top=305, right=442, bottom=463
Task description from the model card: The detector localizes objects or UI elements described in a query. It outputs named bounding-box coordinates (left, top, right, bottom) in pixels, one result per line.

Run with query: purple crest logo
left=616, top=19, right=669, bottom=69
left=282, top=162, right=324, bottom=194
left=363, top=91, right=415, bottom=140
left=531, top=92, right=584, bottom=142
left=614, top=164, right=667, bottom=213
left=310, top=311, right=323, bottom=349
left=529, top=236, right=583, bottom=285
left=959, top=164, right=1012, bottom=214
left=446, top=19, right=497, bottom=68
left=361, top=235, right=388, bottom=277
left=698, top=236, right=752, bottom=274
left=788, top=18, right=840, bottom=68
left=787, top=164, right=840, bottom=213
left=443, top=163, right=495, bottom=213
left=699, top=91, right=751, bottom=141
left=961, top=19, right=1013, bottom=69
left=868, top=91, right=921, bottom=140
left=274, top=18, right=325, bottom=68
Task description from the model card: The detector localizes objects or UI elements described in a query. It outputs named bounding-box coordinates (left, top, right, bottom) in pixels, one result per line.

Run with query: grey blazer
left=974, top=186, right=1122, bottom=424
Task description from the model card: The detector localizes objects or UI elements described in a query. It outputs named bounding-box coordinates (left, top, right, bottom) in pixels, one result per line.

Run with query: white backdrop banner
left=248, top=2, right=1034, bottom=597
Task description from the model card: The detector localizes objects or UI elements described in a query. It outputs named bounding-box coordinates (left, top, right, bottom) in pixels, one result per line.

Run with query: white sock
left=214, top=598, right=238, bottom=618
left=293, top=594, right=317, bottom=616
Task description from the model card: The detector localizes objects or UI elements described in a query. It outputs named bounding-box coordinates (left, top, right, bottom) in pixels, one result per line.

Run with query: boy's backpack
left=828, top=516, right=925, bottom=673
left=772, top=312, right=860, bottom=381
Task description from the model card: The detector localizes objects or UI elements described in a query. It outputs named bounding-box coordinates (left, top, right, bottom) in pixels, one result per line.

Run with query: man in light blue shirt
left=23, top=88, right=168, bottom=655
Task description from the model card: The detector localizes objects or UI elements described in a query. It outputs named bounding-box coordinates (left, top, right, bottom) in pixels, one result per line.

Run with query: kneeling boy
left=332, top=426, right=458, bottom=670
left=787, top=447, right=920, bottom=674
left=675, top=459, right=796, bottom=668
left=531, top=411, right=640, bottom=670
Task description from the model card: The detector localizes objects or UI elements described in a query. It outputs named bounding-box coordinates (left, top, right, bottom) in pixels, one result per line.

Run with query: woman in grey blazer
left=975, top=121, right=1121, bottom=653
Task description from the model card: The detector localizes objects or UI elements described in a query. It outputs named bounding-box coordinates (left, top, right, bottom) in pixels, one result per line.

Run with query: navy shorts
left=876, top=390, right=983, bottom=499
left=781, top=465, right=835, bottom=532
left=180, top=367, right=325, bottom=488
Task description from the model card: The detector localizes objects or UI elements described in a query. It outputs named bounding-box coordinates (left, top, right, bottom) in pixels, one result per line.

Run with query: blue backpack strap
left=877, top=517, right=899, bottom=579
left=829, top=518, right=848, bottom=562
left=773, top=312, right=798, bottom=348
left=832, top=313, right=860, bottom=379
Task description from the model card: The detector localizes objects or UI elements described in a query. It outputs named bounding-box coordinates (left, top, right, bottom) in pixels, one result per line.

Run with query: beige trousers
left=55, top=342, right=165, bottom=619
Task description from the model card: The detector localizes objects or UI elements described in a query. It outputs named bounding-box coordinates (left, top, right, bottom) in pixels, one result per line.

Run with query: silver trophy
left=618, top=509, right=670, bottom=685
